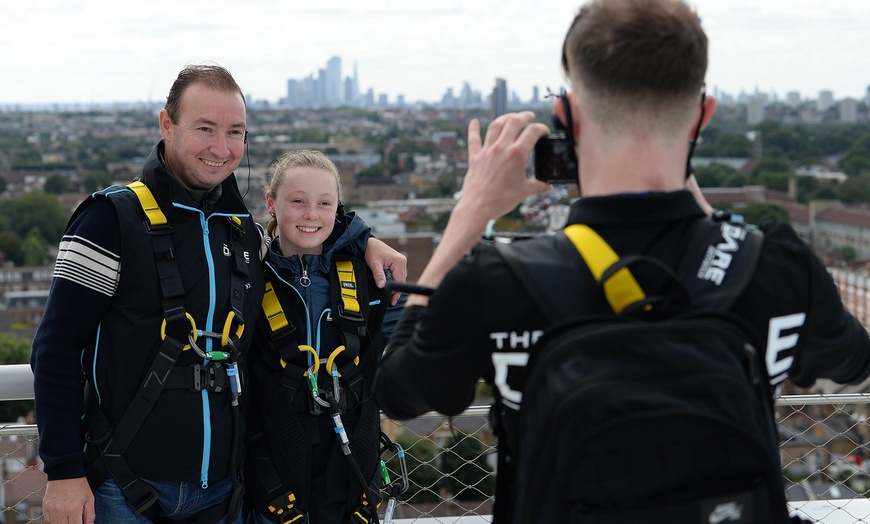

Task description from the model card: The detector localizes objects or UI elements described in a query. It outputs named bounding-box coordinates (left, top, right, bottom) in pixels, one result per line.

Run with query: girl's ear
left=265, top=192, right=275, bottom=216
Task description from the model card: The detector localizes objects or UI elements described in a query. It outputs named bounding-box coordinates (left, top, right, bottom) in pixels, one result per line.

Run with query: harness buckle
left=350, top=492, right=380, bottom=524
left=267, top=491, right=305, bottom=523
left=126, top=481, right=160, bottom=515
left=336, top=302, right=365, bottom=323
left=190, top=363, right=227, bottom=393
left=142, top=220, right=174, bottom=236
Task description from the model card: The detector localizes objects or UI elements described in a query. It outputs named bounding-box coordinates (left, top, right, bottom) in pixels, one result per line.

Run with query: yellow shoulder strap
left=262, top=279, right=290, bottom=333
left=127, top=181, right=168, bottom=227
left=261, top=260, right=361, bottom=334
left=562, top=224, right=646, bottom=314
left=335, top=260, right=361, bottom=316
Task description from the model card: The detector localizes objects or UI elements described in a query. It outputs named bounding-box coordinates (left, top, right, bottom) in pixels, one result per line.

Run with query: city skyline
left=5, top=0, right=870, bottom=107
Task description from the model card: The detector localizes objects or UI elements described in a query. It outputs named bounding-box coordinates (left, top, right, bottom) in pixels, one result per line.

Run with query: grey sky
left=4, top=0, right=869, bottom=106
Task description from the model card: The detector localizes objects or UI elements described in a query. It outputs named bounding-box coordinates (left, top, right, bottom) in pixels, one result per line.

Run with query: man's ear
left=553, top=90, right=581, bottom=138
left=689, top=95, right=719, bottom=140
left=158, top=109, right=173, bottom=142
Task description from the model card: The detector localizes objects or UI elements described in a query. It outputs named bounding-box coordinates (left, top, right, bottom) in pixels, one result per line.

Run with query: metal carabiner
left=380, top=442, right=408, bottom=524
left=307, top=362, right=332, bottom=409
left=188, top=330, right=230, bottom=361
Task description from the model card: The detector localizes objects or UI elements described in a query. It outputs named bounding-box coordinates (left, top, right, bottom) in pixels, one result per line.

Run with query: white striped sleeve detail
left=54, top=235, right=121, bottom=296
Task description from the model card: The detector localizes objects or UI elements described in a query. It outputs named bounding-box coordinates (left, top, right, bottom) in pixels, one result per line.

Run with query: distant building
left=817, top=90, right=835, bottom=112
left=0, top=265, right=53, bottom=295
left=352, top=208, right=406, bottom=236
left=747, top=95, right=766, bottom=125
left=490, top=78, right=507, bottom=119
left=785, top=91, right=801, bottom=108
left=326, top=56, right=342, bottom=106
left=840, top=98, right=858, bottom=123
left=795, top=165, right=848, bottom=183
left=376, top=233, right=436, bottom=282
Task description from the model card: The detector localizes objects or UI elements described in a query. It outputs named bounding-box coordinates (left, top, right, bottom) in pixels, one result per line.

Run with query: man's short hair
left=164, top=63, right=246, bottom=124
left=562, top=0, right=707, bottom=123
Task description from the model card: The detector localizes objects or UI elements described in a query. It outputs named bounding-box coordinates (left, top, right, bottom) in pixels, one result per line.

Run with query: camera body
left=534, top=135, right=577, bottom=183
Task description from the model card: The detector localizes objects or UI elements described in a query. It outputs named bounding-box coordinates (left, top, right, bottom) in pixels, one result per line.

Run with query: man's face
left=159, top=83, right=247, bottom=191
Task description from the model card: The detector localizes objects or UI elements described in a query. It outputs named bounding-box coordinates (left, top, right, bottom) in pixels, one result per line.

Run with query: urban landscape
left=4, top=58, right=870, bottom=521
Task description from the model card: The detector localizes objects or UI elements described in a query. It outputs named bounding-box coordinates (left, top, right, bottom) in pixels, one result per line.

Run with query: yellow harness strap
left=563, top=224, right=647, bottom=314
left=127, top=181, right=168, bottom=227
left=263, top=280, right=290, bottom=333
left=335, top=260, right=361, bottom=315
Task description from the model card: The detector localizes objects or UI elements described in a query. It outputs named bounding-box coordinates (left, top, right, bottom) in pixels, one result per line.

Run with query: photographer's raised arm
left=407, top=112, right=550, bottom=306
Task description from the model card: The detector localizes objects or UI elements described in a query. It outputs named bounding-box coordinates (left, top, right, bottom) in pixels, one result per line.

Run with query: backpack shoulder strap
left=675, top=217, right=764, bottom=311
left=562, top=224, right=648, bottom=314
left=494, top=225, right=650, bottom=321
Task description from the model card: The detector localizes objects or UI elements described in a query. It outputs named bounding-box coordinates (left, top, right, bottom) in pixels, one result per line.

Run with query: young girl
left=244, top=150, right=394, bottom=524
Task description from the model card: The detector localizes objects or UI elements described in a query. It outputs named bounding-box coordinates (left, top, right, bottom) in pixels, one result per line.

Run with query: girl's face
left=266, top=166, right=338, bottom=256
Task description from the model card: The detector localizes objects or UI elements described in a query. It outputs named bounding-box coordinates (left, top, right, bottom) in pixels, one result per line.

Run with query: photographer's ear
left=692, top=95, right=717, bottom=137
left=553, top=91, right=580, bottom=139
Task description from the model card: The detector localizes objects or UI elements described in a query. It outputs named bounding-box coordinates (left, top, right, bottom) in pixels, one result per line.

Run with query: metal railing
left=4, top=365, right=870, bottom=523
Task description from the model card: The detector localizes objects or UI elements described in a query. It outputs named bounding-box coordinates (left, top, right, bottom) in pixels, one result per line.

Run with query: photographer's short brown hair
left=562, top=0, right=707, bottom=121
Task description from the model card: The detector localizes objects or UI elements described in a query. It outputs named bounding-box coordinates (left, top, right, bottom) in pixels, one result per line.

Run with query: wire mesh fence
left=5, top=396, right=870, bottom=523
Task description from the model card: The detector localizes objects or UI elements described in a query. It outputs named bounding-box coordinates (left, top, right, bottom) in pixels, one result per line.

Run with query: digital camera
left=534, top=135, right=577, bottom=183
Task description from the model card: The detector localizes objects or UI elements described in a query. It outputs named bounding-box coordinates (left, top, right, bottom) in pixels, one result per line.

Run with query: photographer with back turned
left=373, top=1, right=870, bottom=522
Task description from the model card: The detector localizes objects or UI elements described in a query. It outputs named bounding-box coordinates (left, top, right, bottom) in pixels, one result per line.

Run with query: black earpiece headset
left=686, top=87, right=707, bottom=180
left=553, top=89, right=579, bottom=179
left=241, top=130, right=251, bottom=198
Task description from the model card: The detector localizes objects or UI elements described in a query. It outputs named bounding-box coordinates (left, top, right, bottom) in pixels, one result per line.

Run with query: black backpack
left=492, top=217, right=793, bottom=524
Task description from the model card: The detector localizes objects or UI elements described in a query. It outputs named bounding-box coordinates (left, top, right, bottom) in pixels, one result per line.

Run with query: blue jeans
left=94, top=476, right=242, bottom=524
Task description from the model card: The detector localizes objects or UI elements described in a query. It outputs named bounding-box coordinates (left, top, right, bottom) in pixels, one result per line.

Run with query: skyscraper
left=326, top=56, right=342, bottom=106
left=491, top=78, right=507, bottom=119
left=747, top=95, right=765, bottom=125
left=817, top=90, right=834, bottom=112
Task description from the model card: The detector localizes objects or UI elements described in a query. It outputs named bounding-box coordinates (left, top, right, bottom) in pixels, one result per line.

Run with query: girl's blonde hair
left=264, top=149, right=343, bottom=239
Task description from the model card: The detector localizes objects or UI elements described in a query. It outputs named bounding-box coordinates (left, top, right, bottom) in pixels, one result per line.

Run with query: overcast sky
left=4, top=0, right=870, bottom=107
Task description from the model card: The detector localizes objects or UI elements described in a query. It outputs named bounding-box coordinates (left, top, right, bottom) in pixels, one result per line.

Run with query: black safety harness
left=248, top=256, right=406, bottom=524
left=84, top=181, right=248, bottom=524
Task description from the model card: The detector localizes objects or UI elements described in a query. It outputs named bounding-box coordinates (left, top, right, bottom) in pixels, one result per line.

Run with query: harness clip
left=142, top=220, right=174, bottom=236
left=190, top=363, right=226, bottom=393
left=336, top=302, right=365, bottom=323
left=126, top=482, right=160, bottom=515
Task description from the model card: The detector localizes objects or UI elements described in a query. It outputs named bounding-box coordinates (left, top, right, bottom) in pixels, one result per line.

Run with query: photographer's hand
left=406, top=112, right=549, bottom=306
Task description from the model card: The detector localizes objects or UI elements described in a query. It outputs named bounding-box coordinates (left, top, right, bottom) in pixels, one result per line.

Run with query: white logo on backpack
left=708, top=501, right=744, bottom=523
left=697, top=223, right=748, bottom=285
